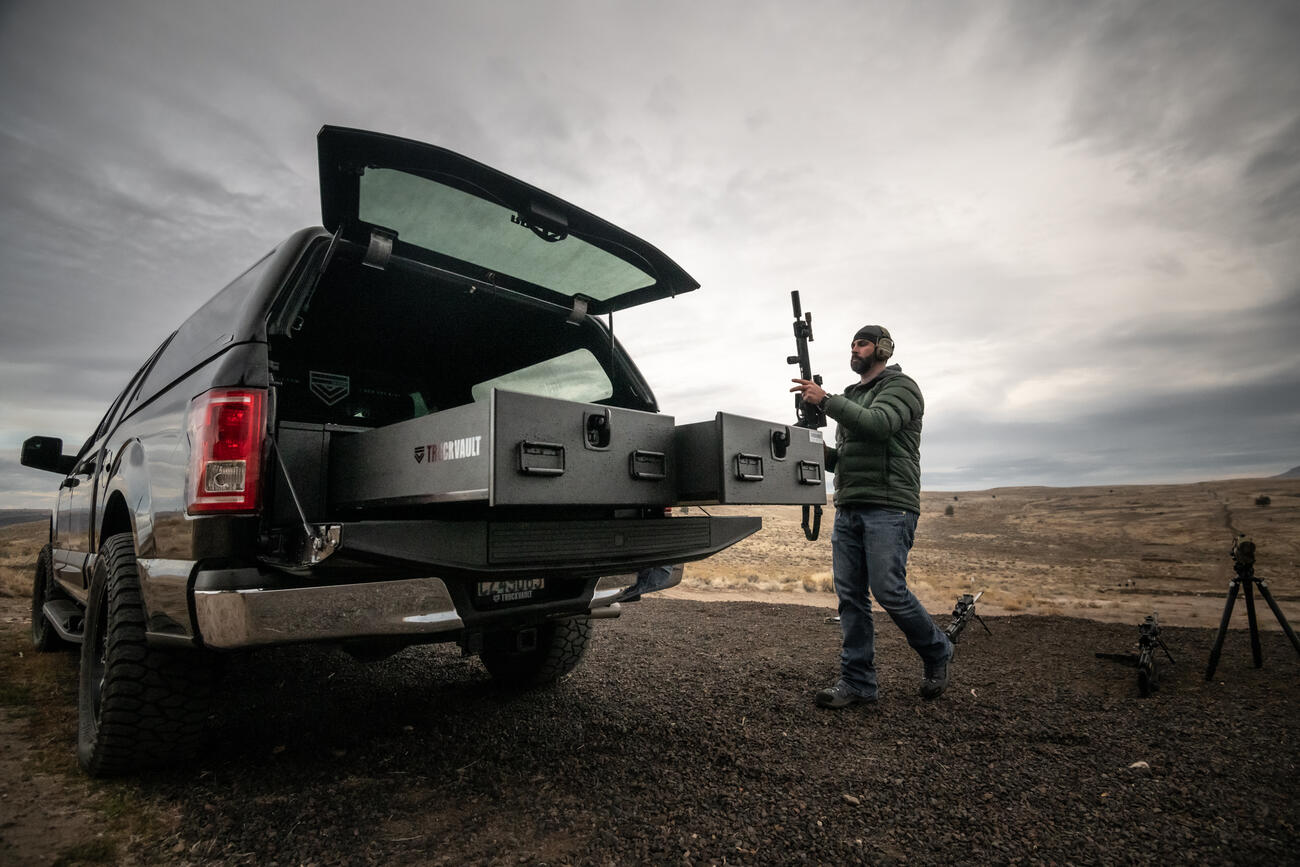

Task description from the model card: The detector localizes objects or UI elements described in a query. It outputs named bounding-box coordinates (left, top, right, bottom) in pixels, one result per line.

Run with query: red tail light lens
left=186, top=388, right=266, bottom=514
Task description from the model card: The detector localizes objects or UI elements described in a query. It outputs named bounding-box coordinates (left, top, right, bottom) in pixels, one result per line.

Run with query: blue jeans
left=832, top=505, right=951, bottom=698
left=624, top=564, right=678, bottom=598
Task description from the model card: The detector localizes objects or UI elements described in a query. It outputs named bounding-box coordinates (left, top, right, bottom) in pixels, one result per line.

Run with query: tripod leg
left=1244, top=578, right=1263, bottom=668
left=1256, top=581, right=1300, bottom=658
left=1157, top=638, right=1175, bottom=664
left=1205, top=581, right=1240, bottom=680
left=1138, top=647, right=1156, bottom=697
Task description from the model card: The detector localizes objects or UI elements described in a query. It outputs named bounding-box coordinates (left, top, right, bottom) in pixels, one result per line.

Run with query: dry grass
left=0, top=521, right=77, bottom=771
left=0, top=520, right=44, bottom=600
left=676, top=478, right=1300, bottom=626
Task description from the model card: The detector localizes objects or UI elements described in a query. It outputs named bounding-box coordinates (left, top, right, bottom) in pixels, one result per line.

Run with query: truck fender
left=102, top=437, right=199, bottom=645
left=104, top=439, right=153, bottom=557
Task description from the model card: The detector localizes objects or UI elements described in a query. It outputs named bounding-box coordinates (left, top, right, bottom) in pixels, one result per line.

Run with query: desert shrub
left=944, top=504, right=955, bottom=517
left=953, top=495, right=959, bottom=501
left=1255, top=495, right=1271, bottom=506
left=0, top=566, right=32, bottom=599
left=801, top=572, right=834, bottom=593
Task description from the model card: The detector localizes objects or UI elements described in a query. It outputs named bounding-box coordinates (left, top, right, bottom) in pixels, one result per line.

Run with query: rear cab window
left=358, top=168, right=657, bottom=304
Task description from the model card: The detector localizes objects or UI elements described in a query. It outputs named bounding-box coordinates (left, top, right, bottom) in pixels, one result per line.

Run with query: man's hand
left=790, top=378, right=828, bottom=406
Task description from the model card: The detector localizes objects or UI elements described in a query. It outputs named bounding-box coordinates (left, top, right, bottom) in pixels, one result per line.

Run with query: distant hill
left=1276, top=466, right=1300, bottom=479
left=0, top=510, right=48, bottom=529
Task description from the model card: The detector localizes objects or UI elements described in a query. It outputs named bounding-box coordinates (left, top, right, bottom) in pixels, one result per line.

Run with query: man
left=791, top=325, right=952, bottom=708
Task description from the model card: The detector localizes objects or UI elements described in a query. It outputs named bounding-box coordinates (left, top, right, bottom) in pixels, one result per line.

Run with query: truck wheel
left=77, top=533, right=220, bottom=776
left=481, top=617, right=591, bottom=687
left=31, top=544, right=70, bottom=652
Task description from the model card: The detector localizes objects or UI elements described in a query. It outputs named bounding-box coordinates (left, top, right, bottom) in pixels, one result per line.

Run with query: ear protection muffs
left=874, top=328, right=894, bottom=361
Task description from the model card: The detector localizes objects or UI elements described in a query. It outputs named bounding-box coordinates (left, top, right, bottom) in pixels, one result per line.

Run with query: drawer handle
left=518, top=441, right=565, bottom=476
left=733, top=452, right=764, bottom=482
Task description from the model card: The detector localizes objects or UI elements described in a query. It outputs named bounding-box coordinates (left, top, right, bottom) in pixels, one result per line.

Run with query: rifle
left=786, top=290, right=825, bottom=540
left=1096, top=612, right=1174, bottom=697
left=944, top=590, right=991, bottom=644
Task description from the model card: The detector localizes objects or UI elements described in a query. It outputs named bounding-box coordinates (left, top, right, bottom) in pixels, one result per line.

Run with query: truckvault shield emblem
left=309, top=371, right=350, bottom=406
left=414, top=445, right=425, bottom=463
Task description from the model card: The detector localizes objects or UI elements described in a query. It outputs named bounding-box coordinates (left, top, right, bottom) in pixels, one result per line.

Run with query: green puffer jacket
left=822, top=364, right=923, bottom=513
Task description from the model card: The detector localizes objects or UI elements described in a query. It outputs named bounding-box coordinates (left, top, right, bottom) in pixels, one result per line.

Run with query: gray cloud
left=1244, top=114, right=1300, bottom=240
left=1059, top=1, right=1300, bottom=157
left=924, top=369, right=1299, bottom=488
left=2, top=0, right=1298, bottom=508
left=1051, top=0, right=1300, bottom=275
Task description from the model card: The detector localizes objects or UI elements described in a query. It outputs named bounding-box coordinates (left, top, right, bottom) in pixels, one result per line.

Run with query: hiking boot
left=815, top=681, right=876, bottom=709
left=920, top=656, right=951, bottom=700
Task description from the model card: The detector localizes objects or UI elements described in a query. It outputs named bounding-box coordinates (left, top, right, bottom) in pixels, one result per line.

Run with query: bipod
left=1204, top=536, right=1300, bottom=680
left=1097, top=612, right=1174, bottom=697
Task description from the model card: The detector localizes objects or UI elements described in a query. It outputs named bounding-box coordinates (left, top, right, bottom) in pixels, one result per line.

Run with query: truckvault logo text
left=414, top=436, right=483, bottom=464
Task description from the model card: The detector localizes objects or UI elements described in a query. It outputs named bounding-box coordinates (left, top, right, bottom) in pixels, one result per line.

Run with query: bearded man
left=791, top=325, right=952, bottom=708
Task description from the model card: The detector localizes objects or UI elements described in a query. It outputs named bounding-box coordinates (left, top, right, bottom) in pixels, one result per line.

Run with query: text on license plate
left=477, top=578, right=545, bottom=603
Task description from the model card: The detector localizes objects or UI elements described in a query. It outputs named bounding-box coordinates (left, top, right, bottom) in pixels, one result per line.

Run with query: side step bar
left=43, top=599, right=85, bottom=644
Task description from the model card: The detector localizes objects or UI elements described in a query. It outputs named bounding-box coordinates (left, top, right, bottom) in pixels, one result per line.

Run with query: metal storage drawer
left=674, top=412, right=826, bottom=505
left=328, top=390, right=676, bottom=509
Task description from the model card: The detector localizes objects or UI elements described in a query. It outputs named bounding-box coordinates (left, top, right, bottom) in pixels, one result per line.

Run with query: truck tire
left=481, top=617, right=591, bottom=687
left=31, top=544, right=70, bottom=652
left=77, top=533, right=220, bottom=776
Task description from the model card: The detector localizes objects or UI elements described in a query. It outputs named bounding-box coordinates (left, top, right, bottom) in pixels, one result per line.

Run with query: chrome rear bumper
left=193, top=573, right=635, bottom=650
left=194, top=577, right=464, bottom=650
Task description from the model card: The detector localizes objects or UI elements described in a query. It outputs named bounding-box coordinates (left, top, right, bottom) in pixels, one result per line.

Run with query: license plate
left=476, top=578, right=545, bottom=604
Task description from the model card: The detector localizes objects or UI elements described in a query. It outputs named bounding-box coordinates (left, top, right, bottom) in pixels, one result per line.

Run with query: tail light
left=186, top=388, right=266, bottom=514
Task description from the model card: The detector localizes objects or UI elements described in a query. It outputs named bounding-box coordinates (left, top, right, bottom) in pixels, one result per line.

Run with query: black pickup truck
left=21, top=127, right=826, bottom=776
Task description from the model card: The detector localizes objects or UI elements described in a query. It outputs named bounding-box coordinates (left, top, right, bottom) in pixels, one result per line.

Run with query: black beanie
left=854, top=325, right=890, bottom=344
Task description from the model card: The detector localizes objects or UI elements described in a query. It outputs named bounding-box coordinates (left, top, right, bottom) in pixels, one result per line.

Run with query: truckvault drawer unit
left=329, top=396, right=829, bottom=509
left=674, top=412, right=826, bottom=505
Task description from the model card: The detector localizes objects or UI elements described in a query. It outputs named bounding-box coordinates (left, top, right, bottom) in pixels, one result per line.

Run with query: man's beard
left=850, top=354, right=869, bottom=374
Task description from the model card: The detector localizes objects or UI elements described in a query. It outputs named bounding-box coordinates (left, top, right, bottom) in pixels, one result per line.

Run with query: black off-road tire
left=77, top=533, right=221, bottom=776
left=31, top=544, right=70, bottom=652
left=481, top=617, right=592, bottom=687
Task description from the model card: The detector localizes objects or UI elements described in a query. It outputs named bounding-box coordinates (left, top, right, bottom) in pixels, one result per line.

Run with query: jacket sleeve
left=824, top=378, right=922, bottom=441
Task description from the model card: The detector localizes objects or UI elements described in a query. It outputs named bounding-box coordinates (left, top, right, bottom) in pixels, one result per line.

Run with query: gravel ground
left=64, top=597, right=1290, bottom=866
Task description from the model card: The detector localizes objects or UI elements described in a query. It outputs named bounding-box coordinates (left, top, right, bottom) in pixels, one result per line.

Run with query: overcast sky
left=1, top=0, right=1297, bottom=509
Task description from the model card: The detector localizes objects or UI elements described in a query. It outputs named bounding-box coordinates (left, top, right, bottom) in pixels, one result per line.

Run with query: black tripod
left=1204, top=536, right=1300, bottom=680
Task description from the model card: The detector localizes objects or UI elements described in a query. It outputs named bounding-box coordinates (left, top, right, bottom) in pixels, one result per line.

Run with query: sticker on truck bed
left=309, top=371, right=350, bottom=406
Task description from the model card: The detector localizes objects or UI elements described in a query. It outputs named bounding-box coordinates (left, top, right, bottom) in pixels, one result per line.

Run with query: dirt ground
left=1, top=477, right=1297, bottom=865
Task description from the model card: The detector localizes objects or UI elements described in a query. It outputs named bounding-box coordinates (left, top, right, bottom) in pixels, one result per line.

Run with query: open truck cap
left=318, top=126, right=700, bottom=316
